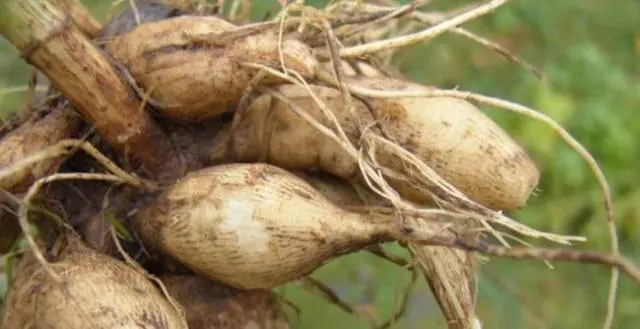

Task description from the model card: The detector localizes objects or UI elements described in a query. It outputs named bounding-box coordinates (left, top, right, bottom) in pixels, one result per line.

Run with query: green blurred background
left=1, top=0, right=639, bottom=328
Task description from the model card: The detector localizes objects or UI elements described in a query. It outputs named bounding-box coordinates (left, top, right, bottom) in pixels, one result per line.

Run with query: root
left=341, top=1, right=543, bottom=79
left=297, top=277, right=362, bottom=318
left=251, top=50, right=624, bottom=328
left=410, top=238, right=481, bottom=329
left=1, top=188, right=75, bottom=241
left=332, top=0, right=510, bottom=59
left=0, top=85, right=49, bottom=96
left=336, top=1, right=425, bottom=41
left=277, top=3, right=289, bottom=77
left=127, top=0, right=141, bottom=26
left=1, top=245, right=29, bottom=287
left=274, top=291, right=303, bottom=324
left=228, top=0, right=242, bottom=21
left=297, top=273, right=417, bottom=329
left=106, top=0, right=126, bottom=22
left=1, top=3, right=631, bottom=329
left=414, top=234, right=640, bottom=285
left=366, top=244, right=411, bottom=268
left=241, top=42, right=622, bottom=326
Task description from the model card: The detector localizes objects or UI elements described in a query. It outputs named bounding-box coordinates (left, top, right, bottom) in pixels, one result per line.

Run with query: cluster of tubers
left=3, top=1, right=614, bottom=329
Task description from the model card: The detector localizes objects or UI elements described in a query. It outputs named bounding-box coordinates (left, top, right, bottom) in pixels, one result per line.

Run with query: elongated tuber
left=105, top=16, right=318, bottom=122
left=136, top=163, right=442, bottom=289
left=212, top=77, right=539, bottom=210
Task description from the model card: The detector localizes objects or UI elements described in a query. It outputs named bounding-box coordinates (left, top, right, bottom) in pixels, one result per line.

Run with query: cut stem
left=0, top=0, right=185, bottom=182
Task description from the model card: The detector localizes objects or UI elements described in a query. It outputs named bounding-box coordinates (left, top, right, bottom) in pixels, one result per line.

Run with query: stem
left=420, top=236, right=640, bottom=285
left=0, top=0, right=185, bottom=182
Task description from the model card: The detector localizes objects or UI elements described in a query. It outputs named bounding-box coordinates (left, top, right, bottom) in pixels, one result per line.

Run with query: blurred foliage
left=1, top=0, right=639, bottom=328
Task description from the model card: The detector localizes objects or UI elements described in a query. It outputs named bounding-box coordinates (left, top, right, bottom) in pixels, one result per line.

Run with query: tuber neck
left=333, top=209, right=456, bottom=250
left=326, top=210, right=399, bottom=253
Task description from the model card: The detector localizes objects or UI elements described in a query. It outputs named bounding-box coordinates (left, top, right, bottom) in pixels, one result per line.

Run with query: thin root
left=343, top=1, right=543, bottom=79
left=332, top=0, right=510, bottom=59
left=366, top=244, right=411, bottom=268
left=418, top=235, right=639, bottom=285
left=297, top=277, right=361, bottom=317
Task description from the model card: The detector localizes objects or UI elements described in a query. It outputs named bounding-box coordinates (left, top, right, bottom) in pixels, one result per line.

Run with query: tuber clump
left=0, top=3, right=628, bottom=329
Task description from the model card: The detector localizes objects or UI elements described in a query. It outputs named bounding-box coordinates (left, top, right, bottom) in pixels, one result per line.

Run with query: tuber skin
left=211, top=84, right=368, bottom=179
left=135, top=163, right=436, bottom=289
left=293, top=171, right=370, bottom=207
left=161, top=274, right=291, bottom=329
left=211, top=77, right=539, bottom=211
left=105, top=16, right=318, bottom=123
left=0, top=238, right=189, bottom=329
